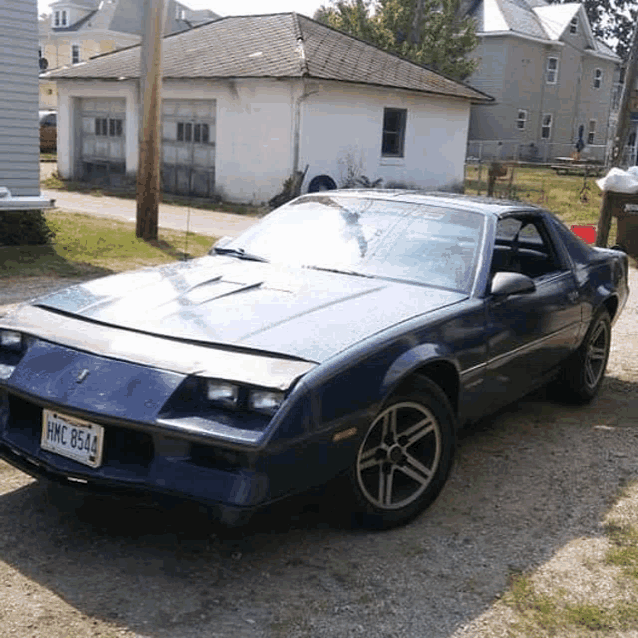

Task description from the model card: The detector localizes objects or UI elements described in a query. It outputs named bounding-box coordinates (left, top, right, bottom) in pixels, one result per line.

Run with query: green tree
left=314, top=0, right=478, bottom=81
left=546, top=0, right=637, bottom=60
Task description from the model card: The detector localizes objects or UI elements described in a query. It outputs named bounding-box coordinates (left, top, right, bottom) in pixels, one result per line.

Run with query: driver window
left=491, top=217, right=564, bottom=280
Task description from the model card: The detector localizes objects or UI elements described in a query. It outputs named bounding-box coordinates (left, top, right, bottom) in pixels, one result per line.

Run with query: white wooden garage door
left=162, top=99, right=216, bottom=198
left=79, top=98, right=126, bottom=184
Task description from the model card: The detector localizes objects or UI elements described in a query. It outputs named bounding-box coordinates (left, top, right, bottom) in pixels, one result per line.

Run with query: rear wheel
left=558, top=307, right=611, bottom=403
left=350, top=378, right=455, bottom=529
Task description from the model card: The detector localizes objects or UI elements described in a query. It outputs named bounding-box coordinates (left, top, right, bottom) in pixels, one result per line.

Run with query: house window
left=546, top=57, right=559, bottom=84
left=593, top=68, right=603, bottom=89
left=588, top=120, right=596, bottom=145
left=516, top=109, right=527, bottom=130
left=541, top=113, right=553, bottom=139
left=95, top=117, right=123, bottom=137
left=54, top=11, right=60, bottom=26
left=381, top=108, right=407, bottom=157
left=569, top=16, right=578, bottom=34
left=71, top=44, right=80, bottom=64
left=177, top=122, right=209, bottom=144
left=61, top=10, right=67, bottom=26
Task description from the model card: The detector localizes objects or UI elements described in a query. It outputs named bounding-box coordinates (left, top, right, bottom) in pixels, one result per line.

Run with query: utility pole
left=136, top=0, right=167, bottom=241
left=596, top=22, right=638, bottom=247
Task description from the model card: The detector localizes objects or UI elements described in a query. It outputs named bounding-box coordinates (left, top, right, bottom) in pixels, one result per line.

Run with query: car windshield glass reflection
left=222, top=196, right=484, bottom=292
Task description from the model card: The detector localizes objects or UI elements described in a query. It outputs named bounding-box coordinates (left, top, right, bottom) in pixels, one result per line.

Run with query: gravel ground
left=0, top=268, right=637, bottom=638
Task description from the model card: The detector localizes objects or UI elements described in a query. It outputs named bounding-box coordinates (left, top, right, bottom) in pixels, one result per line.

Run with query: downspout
left=291, top=17, right=318, bottom=177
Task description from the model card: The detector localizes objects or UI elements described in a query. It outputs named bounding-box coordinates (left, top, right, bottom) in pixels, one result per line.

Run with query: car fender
left=379, top=343, right=459, bottom=404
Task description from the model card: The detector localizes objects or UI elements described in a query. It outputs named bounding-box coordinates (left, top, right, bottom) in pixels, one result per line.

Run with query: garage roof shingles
left=51, top=12, right=491, bottom=102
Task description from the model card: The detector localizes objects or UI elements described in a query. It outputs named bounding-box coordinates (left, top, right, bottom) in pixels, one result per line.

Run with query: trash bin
left=614, top=197, right=638, bottom=256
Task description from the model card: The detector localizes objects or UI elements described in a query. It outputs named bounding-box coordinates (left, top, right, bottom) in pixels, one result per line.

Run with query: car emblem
left=76, top=369, right=90, bottom=384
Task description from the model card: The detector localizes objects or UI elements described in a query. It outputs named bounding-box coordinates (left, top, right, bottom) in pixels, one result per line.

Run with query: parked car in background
left=39, top=110, right=56, bottom=152
left=0, top=191, right=629, bottom=529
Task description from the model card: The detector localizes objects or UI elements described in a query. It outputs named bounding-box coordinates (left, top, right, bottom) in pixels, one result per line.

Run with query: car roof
left=305, top=189, right=541, bottom=218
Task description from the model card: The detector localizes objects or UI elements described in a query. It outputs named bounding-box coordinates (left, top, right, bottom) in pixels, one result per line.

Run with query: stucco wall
left=57, top=77, right=472, bottom=203
left=299, top=80, right=470, bottom=192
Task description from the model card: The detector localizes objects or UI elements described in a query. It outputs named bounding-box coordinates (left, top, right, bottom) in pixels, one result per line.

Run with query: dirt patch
left=0, top=270, right=637, bottom=638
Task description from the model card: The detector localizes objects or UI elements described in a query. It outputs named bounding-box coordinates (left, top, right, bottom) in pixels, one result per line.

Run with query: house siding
left=468, top=31, right=618, bottom=162
left=0, top=0, right=40, bottom=197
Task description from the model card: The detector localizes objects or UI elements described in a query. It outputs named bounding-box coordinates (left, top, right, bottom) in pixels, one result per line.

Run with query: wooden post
left=596, top=23, right=638, bottom=247
left=136, top=0, right=167, bottom=241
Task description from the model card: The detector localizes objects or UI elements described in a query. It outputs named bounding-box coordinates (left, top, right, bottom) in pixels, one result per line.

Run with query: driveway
left=40, top=163, right=258, bottom=239
left=0, top=260, right=637, bottom=637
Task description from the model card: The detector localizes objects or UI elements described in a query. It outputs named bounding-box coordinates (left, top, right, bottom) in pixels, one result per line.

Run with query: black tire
left=349, top=377, right=456, bottom=530
left=558, top=307, right=611, bottom=404
left=307, top=175, right=337, bottom=193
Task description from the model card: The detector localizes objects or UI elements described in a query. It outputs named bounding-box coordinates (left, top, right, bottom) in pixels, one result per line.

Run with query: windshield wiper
left=213, top=247, right=269, bottom=262
left=304, top=265, right=374, bottom=278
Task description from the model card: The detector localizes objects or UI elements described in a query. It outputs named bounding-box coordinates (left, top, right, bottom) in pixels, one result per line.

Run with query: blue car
left=0, top=191, right=629, bottom=528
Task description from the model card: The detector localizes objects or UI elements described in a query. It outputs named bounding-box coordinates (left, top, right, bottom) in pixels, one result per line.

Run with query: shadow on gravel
left=1, top=376, right=638, bottom=638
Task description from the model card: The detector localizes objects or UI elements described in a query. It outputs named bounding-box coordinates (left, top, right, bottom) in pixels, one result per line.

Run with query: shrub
left=0, top=210, right=55, bottom=246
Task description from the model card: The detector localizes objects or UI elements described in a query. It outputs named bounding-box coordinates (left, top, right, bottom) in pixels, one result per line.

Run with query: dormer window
left=54, top=11, right=60, bottom=26
left=569, top=16, right=578, bottom=34
left=61, top=10, right=67, bottom=25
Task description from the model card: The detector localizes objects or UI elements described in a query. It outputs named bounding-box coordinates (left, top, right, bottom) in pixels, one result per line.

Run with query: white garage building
left=51, top=13, right=491, bottom=204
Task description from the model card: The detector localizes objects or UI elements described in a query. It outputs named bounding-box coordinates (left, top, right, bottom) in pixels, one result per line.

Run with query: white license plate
left=41, top=410, right=105, bottom=468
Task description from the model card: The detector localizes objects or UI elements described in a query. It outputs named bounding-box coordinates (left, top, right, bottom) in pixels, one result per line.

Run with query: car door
left=483, top=214, right=582, bottom=408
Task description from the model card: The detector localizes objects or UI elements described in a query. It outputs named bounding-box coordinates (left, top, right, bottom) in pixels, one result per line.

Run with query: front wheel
left=349, top=378, right=455, bottom=529
left=558, top=307, right=611, bottom=404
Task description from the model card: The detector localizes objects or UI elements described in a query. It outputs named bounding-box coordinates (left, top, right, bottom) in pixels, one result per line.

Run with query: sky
left=37, top=0, right=326, bottom=18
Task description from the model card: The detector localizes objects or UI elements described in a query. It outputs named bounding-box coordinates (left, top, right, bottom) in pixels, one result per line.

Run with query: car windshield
left=218, top=195, right=485, bottom=292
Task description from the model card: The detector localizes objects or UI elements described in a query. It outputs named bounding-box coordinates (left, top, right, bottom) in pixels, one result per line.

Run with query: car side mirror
left=490, top=271, right=536, bottom=297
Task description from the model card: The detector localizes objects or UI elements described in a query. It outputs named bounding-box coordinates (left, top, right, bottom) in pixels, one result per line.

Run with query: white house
left=50, top=13, right=492, bottom=204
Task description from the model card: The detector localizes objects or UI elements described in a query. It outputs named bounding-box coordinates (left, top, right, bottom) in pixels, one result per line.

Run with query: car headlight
left=206, top=380, right=240, bottom=408
left=249, top=389, right=285, bottom=416
left=0, top=330, right=23, bottom=352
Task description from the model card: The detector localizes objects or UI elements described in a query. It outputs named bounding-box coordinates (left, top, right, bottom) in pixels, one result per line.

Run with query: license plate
left=41, top=410, right=105, bottom=468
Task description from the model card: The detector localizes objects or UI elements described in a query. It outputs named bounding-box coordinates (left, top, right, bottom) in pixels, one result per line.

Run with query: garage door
left=162, top=99, right=216, bottom=198
left=80, top=98, right=126, bottom=185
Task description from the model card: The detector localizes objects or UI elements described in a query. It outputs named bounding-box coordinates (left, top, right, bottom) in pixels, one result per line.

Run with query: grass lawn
left=0, top=211, right=215, bottom=279
left=464, top=163, right=612, bottom=229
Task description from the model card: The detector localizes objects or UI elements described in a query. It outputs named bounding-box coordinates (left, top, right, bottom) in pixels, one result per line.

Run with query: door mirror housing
left=490, top=271, right=536, bottom=297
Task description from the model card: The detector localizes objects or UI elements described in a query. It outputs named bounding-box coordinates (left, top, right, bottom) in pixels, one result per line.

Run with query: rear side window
left=547, top=215, right=595, bottom=268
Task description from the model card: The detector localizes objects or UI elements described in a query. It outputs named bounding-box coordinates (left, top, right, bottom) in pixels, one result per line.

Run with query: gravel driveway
left=0, top=268, right=637, bottom=638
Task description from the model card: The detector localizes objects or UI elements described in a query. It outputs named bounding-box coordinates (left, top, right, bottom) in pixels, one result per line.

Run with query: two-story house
left=465, top=0, right=621, bottom=164
left=39, top=0, right=219, bottom=109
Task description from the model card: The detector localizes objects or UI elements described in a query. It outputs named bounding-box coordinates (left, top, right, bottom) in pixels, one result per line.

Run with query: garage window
left=177, top=122, right=209, bottom=144
left=95, top=118, right=123, bottom=137
left=381, top=108, right=407, bottom=157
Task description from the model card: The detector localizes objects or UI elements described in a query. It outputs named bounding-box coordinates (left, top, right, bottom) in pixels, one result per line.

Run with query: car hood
left=33, top=256, right=467, bottom=362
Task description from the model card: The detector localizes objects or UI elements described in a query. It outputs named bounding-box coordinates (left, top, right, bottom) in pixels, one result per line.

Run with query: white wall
left=57, top=79, right=139, bottom=179
left=298, top=80, right=471, bottom=192
left=162, top=79, right=295, bottom=203
left=57, top=77, right=472, bottom=203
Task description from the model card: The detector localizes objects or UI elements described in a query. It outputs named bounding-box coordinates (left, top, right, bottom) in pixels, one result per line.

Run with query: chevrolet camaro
left=0, top=191, right=629, bottom=528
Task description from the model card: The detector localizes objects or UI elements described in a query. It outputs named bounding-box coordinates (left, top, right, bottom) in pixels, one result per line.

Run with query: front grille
left=4, top=393, right=154, bottom=470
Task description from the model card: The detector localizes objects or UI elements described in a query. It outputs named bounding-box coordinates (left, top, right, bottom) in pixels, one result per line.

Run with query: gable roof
left=49, top=12, right=492, bottom=103
left=471, top=0, right=620, bottom=61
